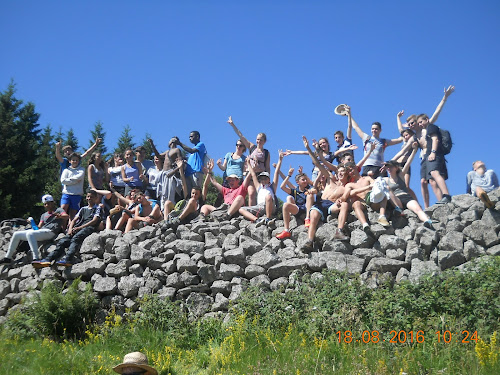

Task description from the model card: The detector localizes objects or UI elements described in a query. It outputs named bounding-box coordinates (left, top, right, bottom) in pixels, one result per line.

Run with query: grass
left=0, top=256, right=499, bottom=374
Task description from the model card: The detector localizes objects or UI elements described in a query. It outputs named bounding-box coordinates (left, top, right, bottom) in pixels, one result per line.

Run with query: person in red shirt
left=200, top=159, right=252, bottom=220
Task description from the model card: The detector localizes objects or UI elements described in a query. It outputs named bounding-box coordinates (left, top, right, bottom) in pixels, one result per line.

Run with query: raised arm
left=272, top=150, right=285, bottom=194
left=401, top=143, right=418, bottom=175
left=391, top=141, right=413, bottom=161
left=346, top=105, right=353, bottom=140
left=217, top=155, right=227, bottom=172
left=246, top=157, right=260, bottom=188
left=227, top=116, right=254, bottom=150
left=273, top=162, right=295, bottom=189
left=204, top=159, right=223, bottom=194
left=174, top=137, right=198, bottom=154
left=356, top=141, right=376, bottom=169
left=396, top=110, right=405, bottom=134
left=82, top=137, right=102, bottom=159
left=285, top=150, right=308, bottom=156
left=303, top=136, right=332, bottom=181
left=55, top=141, right=64, bottom=164
left=429, top=85, right=455, bottom=124
left=148, top=138, right=164, bottom=160
left=350, top=110, right=367, bottom=141
left=280, top=165, right=294, bottom=195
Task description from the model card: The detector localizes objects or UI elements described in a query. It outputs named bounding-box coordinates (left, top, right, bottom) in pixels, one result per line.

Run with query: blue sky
left=1, top=1, right=499, bottom=205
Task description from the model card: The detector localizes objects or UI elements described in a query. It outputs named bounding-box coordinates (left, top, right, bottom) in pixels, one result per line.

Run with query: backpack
left=438, top=128, right=453, bottom=155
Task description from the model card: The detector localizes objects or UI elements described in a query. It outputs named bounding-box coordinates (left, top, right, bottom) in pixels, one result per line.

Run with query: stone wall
left=1, top=192, right=499, bottom=322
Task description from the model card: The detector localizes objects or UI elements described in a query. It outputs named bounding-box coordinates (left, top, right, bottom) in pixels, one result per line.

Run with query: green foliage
left=89, top=121, right=107, bottom=155
left=4, top=279, right=99, bottom=341
left=204, top=174, right=223, bottom=206
left=114, top=124, right=135, bottom=154
left=141, top=132, right=154, bottom=160
left=65, top=128, right=79, bottom=152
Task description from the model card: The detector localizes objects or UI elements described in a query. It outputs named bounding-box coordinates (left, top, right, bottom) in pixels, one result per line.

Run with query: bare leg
left=228, top=196, right=245, bottom=217
left=163, top=200, right=174, bottom=220
left=406, top=200, right=430, bottom=223
left=265, top=194, right=274, bottom=218
left=178, top=198, right=198, bottom=221
left=421, top=178, right=430, bottom=209
left=305, top=193, right=314, bottom=220
left=307, top=209, right=322, bottom=240
left=282, top=199, right=299, bottom=231
left=200, top=204, right=215, bottom=216
left=430, top=171, right=449, bottom=196
left=352, top=200, right=368, bottom=225
left=125, top=218, right=139, bottom=233
left=238, top=207, right=258, bottom=222
left=247, top=183, right=257, bottom=206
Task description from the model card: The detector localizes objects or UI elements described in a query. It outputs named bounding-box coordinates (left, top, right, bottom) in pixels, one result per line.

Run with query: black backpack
left=439, top=128, right=453, bottom=155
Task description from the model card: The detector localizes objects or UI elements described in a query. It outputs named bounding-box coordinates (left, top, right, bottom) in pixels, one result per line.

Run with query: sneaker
left=377, top=216, right=390, bottom=227
left=423, top=220, right=435, bottom=230
left=267, top=218, right=277, bottom=229
left=276, top=230, right=292, bottom=240
left=32, top=259, right=51, bottom=269
left=479, top=192, right=494, bottom=209
left=56, top=258, right=73, bottom=267
left=393, top=207, right=405, bottom=217
left=436, top=195, right=451, bottom=204
left=255, top=217, right=269, bottom=227
left=301, top=239, right=314, bottom=253
left=333, top=228, right=349, bottom=241
left=304, top=218, right=311, bottom=228
left=0, top=257, right=12, bottom=264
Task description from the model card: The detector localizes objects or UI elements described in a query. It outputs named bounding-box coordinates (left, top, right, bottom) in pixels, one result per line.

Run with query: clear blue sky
left=1, top=1, right=499, bottom=205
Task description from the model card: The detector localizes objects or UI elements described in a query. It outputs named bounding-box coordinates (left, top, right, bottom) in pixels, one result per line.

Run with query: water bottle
left=28, top=217, right=39, bottom=230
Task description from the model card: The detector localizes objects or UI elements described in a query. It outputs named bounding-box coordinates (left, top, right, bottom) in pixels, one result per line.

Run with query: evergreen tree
left=89, top=121, right=107, bottom=155
left=36, top=125, right=61, bottom=213
left=114, top=125, right=135, bottom=154
left=0, top=82, right=44, bottom=219
left=141, top=132, right=154, bottom=160
left=65, top=128, right=79, bottom=153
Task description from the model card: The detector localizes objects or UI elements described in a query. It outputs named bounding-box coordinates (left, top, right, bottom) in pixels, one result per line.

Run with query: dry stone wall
left=1, top=192, right=499, bottom=322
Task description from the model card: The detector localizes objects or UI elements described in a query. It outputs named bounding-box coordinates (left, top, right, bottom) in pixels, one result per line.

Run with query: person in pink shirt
left=200, top=159, right=252, bottom=220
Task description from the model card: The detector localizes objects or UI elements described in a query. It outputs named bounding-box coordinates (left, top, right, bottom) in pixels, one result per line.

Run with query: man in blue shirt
left=174, top=131, right=207, bottom=193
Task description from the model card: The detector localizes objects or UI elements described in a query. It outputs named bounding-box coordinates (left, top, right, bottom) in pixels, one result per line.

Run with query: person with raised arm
left=173, top=131, right=207, bottom=193
left=123, top=191, right=162, bottom=233
left=301, top=136, right=350, bottom=253
left=55, top=137, right=102, bottom=175
left=60, top=152, right=85, bottom=219
left=286, top=137, right=335, bottom=181
left=238, top=151, right=278, bottom=227
left=200, top=159, right=252, bottom=220
left=227, top=116, right=270, bottom=205
left=275, top=150, right=314, bottom=240
left=333, top=105, right=356, bottom=163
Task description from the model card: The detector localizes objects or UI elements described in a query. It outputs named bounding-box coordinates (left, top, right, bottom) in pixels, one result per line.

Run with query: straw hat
left=113, top=352, right=158, bottom=375
left=334, top=104, right=348, bottom=116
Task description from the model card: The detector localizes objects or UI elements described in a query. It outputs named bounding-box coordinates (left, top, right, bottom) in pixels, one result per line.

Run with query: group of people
left=1, top=84, right=499, bottom=265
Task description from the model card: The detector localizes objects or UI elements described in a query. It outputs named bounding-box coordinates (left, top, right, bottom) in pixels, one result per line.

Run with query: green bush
left=4, top=279, right=98, bottom=340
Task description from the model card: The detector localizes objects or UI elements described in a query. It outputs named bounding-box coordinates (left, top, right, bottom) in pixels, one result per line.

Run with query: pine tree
left=65, top=128, right=79, bottom=153
left=141, top=132, right=154, bottom=160
left=0, top=82, right=44, bottom=219
left=89, top=121, right=107, bottom=155
left=36, top=125, right=61, bottom=211
left=114, top=125, right=135, bottom=154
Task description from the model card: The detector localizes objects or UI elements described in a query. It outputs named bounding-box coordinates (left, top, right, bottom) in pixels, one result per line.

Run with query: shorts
left=61, top=194, right=81, bottom=211
left=296, top=203, right=307, bottom=216
left=421, top=154, right=447, bottom=181
left=395, top=193, right=414, bottom=207
left=310, top=200, right=335, bottom=221
left=241, top=203, right=266, bottom=218
left=362, top=165, right=387, bottom=179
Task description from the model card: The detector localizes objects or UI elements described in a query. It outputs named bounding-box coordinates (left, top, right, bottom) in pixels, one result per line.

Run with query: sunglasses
left=236, top=144, right=245, bottom=148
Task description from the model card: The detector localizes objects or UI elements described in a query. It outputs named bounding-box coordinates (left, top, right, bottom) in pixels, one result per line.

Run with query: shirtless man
left=342, top=162, right=382, bottom=235
left=301, top=136, right=350, bottom=253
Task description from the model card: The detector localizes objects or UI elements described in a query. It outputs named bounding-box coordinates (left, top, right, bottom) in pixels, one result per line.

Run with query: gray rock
left=463, top=221, right=499, bottom=247
left=186, top=292, right=213, bottom=318
left=93, top=277, right=117, bottom=295
left=128, top=264, right=144, bottom=276
left=157, top=286, right=177, bottom=300
left=250, top=274, right=271, bottom=289
left=376, top=235, right=407, bottom=252
left=322, top=240, right=353, bottom=254
left=240, top=236, right=263, bottom=256
left=212, top=293, right=229, bottom=311
left=451, top=194, right=478, bottom=210
left=463, top=240, right=486, bottom=261
left=486, top=244, right=500, bottom=256
left=176, top=240, right=205, bottom=255
left=359, top=271, right=394, bottom=289
left=176, top=258, right=198, bottom=274
left=326, top=254, right=365, bottom=275
left=179, top=231, right=204, bottom=242
left=198, top=263, right=218, bottom=285
left=122, top=231, right=140, bottom=245
left=0, top=280, right=11, bottom=299
left=307, top=251, right=341, bottom=272
left=218, top=263, right=244, bottom=281
left=80, top=233, right=104, bottom=257
left=118, top=275, right=143, bottom=298
left=249, top=250, right=280, bottom=269
left=129, top=245, right=152, bottom=266
left=113, top=237, right=131, bottom=260
left=277, top=247, right=297, bottom=261
left=385, top=249, right=405, bottom=261
left=460, top=209, right=480, bottom=226
left=204, top=232, right=221, bottom=249
left=105, top=259, right=131, bottom=278
left=395, top=267, right=410, bottom=282
left=350, top=229, right=375, bottom=248
left=220, top=224, right=239, bottom=235
left=211, top=280, right=231, bottom=296
left=409, top=259, right=440, bottom=282
left=436, top=250, right=466, bottom=270
left=366, top=258, right=409, bottom=276
left=245, top=265, right=265, bottom=278
left=19, top=278, right=40, bottom=292
left=204, top=248, right=224, bottom=265
left=0, top=298, right=10, bottom=316
left=270, top=277, right=288, bottom=290
left=352, top=249, right=385, bottom=268
left=224, top=247, right=247, bottom=267
left=438, top=231, right=464, bottom=251
left=268, top=258, right=308, bottom=280
left=149, top=242, right=166, bottom=257
left=166, top=272, right=184, bottom=288
left=180, top=271, right=200, bottom=286
left=222, top=234, right=238, bottom=251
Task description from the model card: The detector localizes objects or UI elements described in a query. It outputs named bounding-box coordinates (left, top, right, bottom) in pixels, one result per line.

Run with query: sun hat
left=41, top=194, right=54, bottom=203
left=226, top=174, right=239, bottom=179
left=257, top=171, right=270, bottom=180
left=334, top=104, right=348, bottom=116
left=113, top=352, right=158, bottom=375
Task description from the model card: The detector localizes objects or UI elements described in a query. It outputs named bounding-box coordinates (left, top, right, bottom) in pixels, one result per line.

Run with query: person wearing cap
left=466, top=160, right=499, bottom=209
left=113, top=351, right=158, bottom=375
left=33, top=189, right=103, bottom=268
left=0, top=195, right=68, bottom=264
left=238, top=155, right=278, bottom=226
left=200, top=159, right=251, bottom=220
left=382, top=144, right=435, bottom=229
